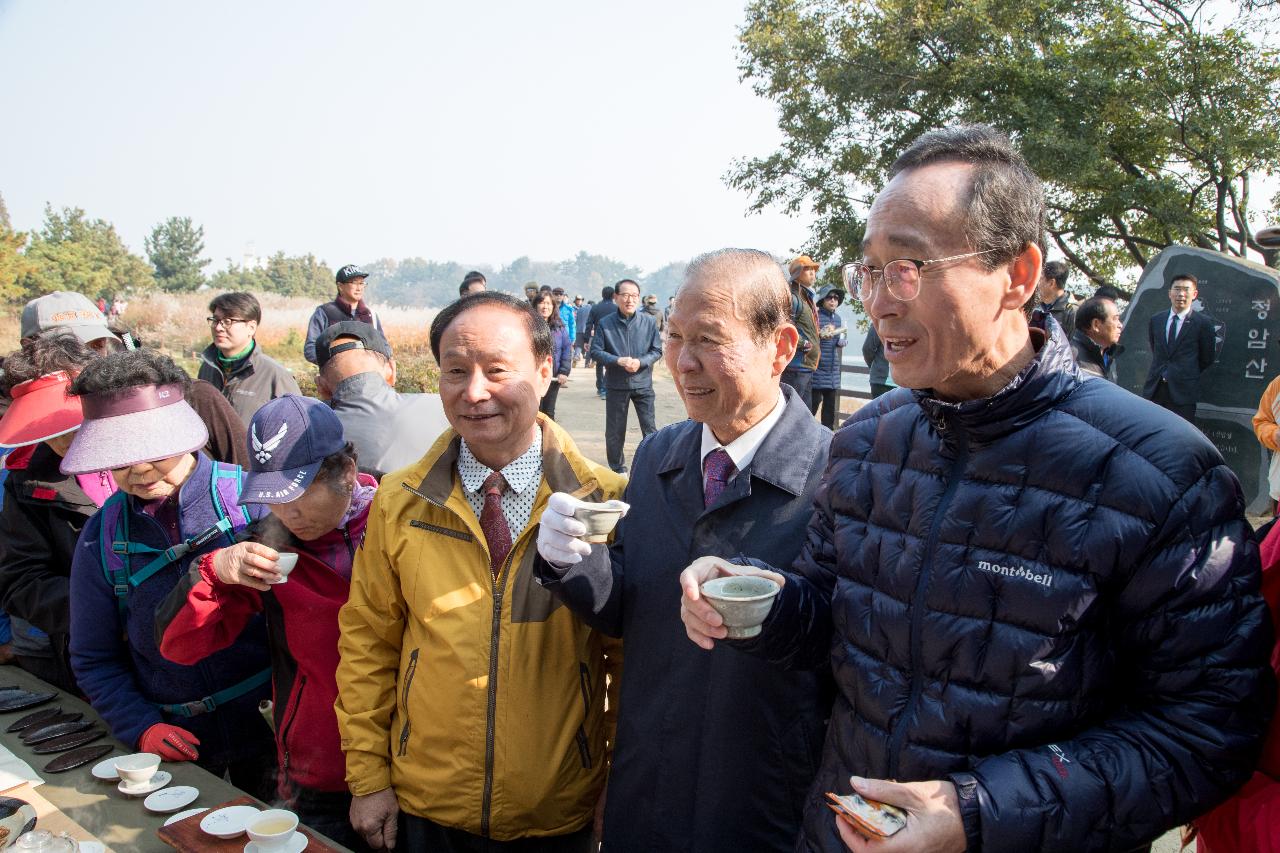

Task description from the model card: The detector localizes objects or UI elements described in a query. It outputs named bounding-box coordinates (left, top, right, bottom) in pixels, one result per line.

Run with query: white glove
left=538, top=492, right=628, bottom=566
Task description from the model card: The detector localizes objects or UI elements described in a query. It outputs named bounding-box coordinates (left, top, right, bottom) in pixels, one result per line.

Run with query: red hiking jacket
left=1194, top=524, right=1280, bottom=852
left=156, top=475, right=376, bottom=798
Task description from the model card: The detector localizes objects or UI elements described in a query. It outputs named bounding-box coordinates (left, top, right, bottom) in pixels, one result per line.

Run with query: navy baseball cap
left=336, top=264, right=369, bottom=284
left=314, top=320, right=393, bottom=369
left=240, top=395, right=346, bottom=505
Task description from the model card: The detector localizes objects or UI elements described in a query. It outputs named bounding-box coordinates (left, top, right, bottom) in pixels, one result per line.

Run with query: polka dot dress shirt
left=458, top=430, right=543, bottom=539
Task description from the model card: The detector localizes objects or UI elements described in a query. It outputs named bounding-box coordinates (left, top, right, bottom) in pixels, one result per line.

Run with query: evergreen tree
left=146, top=216, right=210, bottom=292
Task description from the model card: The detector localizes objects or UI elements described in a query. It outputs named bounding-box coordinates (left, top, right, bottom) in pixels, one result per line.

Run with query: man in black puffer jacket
left=681, top=125, right=1275, bottom=853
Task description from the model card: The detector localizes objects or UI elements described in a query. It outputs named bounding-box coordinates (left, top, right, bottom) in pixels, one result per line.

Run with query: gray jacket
left=328, top=372, right=449, bottom=476
left=197, top=343, right=301, bottom=423
left=861, top=325, right=891, bottom=386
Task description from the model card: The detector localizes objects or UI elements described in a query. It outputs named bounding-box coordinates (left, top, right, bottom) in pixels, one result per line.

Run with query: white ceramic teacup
left=246, top=809, right=299, bottom=850
left=114, top=752, right=161, bottom=789
left=270, top=552, right=299, bottom=585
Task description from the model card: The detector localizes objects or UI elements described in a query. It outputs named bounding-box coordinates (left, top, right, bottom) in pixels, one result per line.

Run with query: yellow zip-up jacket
left=336, top=416, right=625, bottom=840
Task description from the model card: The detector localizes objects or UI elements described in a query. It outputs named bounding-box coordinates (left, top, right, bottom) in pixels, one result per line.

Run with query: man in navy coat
left=1141, top=273, right=1217, bottom=421
left=536, top=248, right=833, bottom=853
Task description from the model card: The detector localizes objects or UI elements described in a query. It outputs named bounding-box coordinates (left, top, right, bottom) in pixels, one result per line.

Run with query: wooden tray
left=156, top=795, right=342, bottom=852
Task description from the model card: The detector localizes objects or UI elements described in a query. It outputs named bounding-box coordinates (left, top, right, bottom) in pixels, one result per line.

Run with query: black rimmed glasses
left=841, top=250, right=994, bottom=302
left=207, top=316, right=248, bottom=329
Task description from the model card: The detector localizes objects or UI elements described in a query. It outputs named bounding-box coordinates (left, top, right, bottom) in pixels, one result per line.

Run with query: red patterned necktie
left=703, top=448, right=736, bottom=508
left=480, top=471, right=511, bottom=576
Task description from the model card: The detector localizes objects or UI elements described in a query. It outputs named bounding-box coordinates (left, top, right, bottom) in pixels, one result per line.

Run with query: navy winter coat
left=744, top=326, right=1275, bottom=852
left=550, top=324, right=572, bottom=377
left=537, top=387, right=834, bottom=852
left=812, top=307, right=846, bottom=391
left=69, top=453, right=275, bottom=766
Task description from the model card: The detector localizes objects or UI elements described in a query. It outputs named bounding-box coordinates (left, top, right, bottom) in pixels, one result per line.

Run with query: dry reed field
left=0, top=292, right=442, bottom=396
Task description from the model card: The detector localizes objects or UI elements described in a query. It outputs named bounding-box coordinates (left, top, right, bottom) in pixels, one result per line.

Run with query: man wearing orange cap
left=782, top=256, right=823, bottom=407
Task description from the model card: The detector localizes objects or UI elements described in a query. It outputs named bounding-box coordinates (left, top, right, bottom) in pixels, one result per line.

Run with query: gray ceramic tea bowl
left=699, top=575, right=781, bottom=638
left=570, top=499, right=629, bottom=543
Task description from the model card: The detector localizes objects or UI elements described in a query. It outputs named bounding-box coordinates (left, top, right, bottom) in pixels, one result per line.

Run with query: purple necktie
left=703, top=449, right=736, bottom=508
left=480, top=472, right=511, bottom=577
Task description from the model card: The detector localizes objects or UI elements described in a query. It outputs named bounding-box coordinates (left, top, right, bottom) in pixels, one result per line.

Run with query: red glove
left=139, top=723, right=201, bottom=761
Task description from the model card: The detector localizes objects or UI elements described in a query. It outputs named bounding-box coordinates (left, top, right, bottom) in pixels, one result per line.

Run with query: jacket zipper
left=480, top=539, right=520, bottom=838
left=397, top=649, right=419, bottom=757
left=280, top=674, right=306, bottom=779
left=340, top=525, right=354, bottom=561
left=886, top=429, right=969, bottom=779
left=575, top=662, right=593, bottom=769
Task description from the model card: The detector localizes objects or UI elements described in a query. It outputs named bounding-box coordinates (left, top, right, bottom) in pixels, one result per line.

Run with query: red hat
left=0, top=372, right=84, bottom=449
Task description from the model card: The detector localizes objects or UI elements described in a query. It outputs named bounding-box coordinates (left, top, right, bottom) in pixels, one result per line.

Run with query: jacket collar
left=1070, top=328, right=1104, bottom=362
left=656, top=384, right=821, bottom=498
left=913, top=323, right=1082, bottom=445
left=11, top=443, right=97, bottom=510
left=200, top=343, right=259, bottom=378
left=331, top=372, right=398, bottom=408
left=125, top=452, right=214, bottom=527
left=410, top=415, right=600, bottom=509
left=176, top=451, right=217, bottom=523
left=1042, top=293, right=1071, bottom=311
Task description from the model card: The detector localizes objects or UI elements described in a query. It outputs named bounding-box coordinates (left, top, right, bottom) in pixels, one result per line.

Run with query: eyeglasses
left=207, top=316, right=249, bottom=329
left=841, top=250, right=994, bottom=302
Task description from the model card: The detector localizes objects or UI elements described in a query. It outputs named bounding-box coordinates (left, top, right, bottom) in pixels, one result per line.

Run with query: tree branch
left=1109, top=215, right=1152, bottom=267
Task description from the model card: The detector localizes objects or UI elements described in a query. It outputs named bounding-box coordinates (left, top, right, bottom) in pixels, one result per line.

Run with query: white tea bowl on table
left=246, top=809, right=300, bottom=851
left=113, top=752, right=160, bottom=789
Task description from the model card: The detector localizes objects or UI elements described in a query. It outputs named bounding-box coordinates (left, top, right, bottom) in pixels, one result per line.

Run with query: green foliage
left=0, top=193, right=30, bottom=303
left=638, top=261, right=689, bottom=303
left=21, top=205, right=154, bottom=298
left=145, top=216, right=210, bottom=292
left=732, top=0, right=1280, bottom=285
left=210, top=252, right=334, bottom=299
left=0, top=227, right=31, bottom=304
left=394, top=355, right=441, bottom=394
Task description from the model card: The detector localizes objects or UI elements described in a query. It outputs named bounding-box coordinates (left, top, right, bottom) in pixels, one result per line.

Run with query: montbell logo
left=975, top=559, right=1053, bottom=587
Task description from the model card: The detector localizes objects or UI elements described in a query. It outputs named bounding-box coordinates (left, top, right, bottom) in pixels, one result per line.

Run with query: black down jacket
left=0, top=443, right=103, bottom=692
left=744, top=326, right=1275, bottom=852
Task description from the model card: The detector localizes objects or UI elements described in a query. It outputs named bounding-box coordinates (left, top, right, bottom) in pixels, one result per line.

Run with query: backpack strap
left=99, top=492, right=132, bottom=617
left=209, top=462, right=250, bottom=537
left=102, top=462, right=253, bottom=616
left=158, top=666, right=273, bottom=718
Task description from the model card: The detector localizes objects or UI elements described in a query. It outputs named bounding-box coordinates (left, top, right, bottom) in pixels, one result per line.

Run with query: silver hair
left=679, top=249, right=791, bottom=343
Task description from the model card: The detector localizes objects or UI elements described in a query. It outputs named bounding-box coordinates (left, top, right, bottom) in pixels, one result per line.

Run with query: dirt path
left=548, top=360, right=688, bottom=469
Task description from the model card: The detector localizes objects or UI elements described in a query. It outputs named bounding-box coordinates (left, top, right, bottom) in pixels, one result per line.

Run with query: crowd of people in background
left=0, top=123, right=1276, bottom=853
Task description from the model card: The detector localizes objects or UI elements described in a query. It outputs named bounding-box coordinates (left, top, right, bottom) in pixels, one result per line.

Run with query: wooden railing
left=838, top=363, right=873, bottom=423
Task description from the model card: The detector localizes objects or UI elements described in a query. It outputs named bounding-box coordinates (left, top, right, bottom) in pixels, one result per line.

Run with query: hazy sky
left=1, top=1, right=814, bottom=275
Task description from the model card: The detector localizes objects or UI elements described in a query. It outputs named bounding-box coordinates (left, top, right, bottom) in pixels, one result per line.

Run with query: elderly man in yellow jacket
left=336, top=292, right=625, bottom=852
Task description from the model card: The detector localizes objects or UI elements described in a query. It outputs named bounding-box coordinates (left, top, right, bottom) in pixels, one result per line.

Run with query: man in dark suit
left=534, top=248, right=833, bottom=853
left=1142, top=273, right=1217, bottom=421
left=584, top=285, right=618, bottom=398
